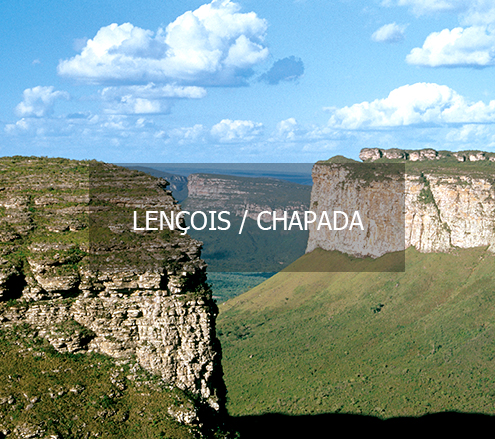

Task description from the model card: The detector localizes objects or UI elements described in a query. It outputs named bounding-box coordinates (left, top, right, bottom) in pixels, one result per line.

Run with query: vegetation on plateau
left=0, top=324, right=221, bottom=438
left=218, top=247, right=495, bottom=419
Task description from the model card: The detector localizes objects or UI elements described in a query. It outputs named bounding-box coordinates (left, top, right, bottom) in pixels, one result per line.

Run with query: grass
left=0, top=324, right=201, bottom=438
left=207, top=273, right=276, bottom=303
left=218, top=246, right=495, bottom=418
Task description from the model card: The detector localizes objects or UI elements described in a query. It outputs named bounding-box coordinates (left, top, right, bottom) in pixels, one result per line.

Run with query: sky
left=1, top=0, right=495, bottom=163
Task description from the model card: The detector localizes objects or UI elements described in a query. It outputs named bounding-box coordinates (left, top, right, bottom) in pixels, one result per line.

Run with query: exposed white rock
left=307, top=152, right=495, bottom=257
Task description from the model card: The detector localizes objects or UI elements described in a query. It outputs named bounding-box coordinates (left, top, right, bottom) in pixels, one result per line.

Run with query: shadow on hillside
left=229, top=411, right=495, bottom=438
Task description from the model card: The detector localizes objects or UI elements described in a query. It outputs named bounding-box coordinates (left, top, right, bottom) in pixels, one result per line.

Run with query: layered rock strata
left=185, top=173, right=310, bottom=222
left=307, top=149, right=495, bottom=257
left=306, top=163, right=405, bottom=258
left=359, top=147, right=495, bottom=163
left=0, top=158, right=224, bottom=411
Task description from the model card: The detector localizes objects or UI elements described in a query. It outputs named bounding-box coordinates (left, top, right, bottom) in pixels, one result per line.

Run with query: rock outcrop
left=0, top=158, right=225, bottom=412
left=359, top=147, right=495, bottom=163
left=306, top=163, right=405, bottom=258
left=307, top=149, right=495, bottom=257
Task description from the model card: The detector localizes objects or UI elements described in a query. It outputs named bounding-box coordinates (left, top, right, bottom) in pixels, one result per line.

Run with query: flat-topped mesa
left=359, top=148, right=495, bottom=163
left=0, top=158, right=225, bottom=413
left=184, top=172, right=311, bottom=222
left=308, top=150, right=495, bottom=258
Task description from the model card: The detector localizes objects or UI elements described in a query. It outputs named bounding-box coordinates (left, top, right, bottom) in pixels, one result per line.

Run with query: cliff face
left=306, top=163, right=405, bottom=258
left=183, top=172, right=312, bottom=273
left=359, top=147, right=495, bottom=163
left=0, top=158, right=224, bottom=412
left=185, top=173, right=310, bottom=222
left=405, top=173, right=495, bottom=253
left=307, top=149, right=495, bottom=257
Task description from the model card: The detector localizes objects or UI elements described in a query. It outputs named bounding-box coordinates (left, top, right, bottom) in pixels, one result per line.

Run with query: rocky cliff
left=307, top=149, right=495, bottom=257
left=185, top=173, right=310, bottom=222
left=182, top=173, right=311, bottom=272
left=359, top=147, right=495, bottom=163
left=0, top=158, right=225, bottom=416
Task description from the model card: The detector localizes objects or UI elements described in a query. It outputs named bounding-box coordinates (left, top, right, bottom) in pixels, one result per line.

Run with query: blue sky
left=2, top=0, right=495, bottom=162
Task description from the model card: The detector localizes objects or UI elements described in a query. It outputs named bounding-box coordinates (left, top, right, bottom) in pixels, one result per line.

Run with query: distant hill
left=217, top=148, right=495, bottom=422
left=182, top=173, right=312, bottom=273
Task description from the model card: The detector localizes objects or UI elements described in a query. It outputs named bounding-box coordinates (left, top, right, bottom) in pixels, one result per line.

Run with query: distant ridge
left=359, top=147, right=495, bottom=163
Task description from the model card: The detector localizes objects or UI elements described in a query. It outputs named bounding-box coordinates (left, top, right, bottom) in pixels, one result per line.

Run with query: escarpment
left=185, top=173, right=310, bottom=222
left=0, top=157, right=225, bottom=412
left=359, top=147, right=495, bottom=163
left=307, top=148, right=495, bottom=257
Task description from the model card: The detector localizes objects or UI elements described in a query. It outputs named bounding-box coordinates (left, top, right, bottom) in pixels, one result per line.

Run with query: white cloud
left=384, top=0, right=495, bottom=24
left=273, top=118, right=299, bottom=140
left=57, top=0, right=268, bottom=85
left=100, top=83, right=206, bottom=114
left=268, top=117, right=355, bottom=144
left=372, top=22, right=407, bottom=43
left=15, top=86, right=70, bottom=118
left=445, top=123, right=492, bottom=142
left=100, top=83, right=206, bottom=100
left=461, top=1, right=495, bottom=26
left=210, top=119, right=263, bottom=142
left=326, top=82, right=495, bottom=129
left=170, top=124, right=207, bottom=144
left=382, top=0, right=471, bottom=15
left=385, top=0, right=495, bottom=67
left=406, top=25, right=495, bottom=66
left=5, top=119, right=31, bottom=134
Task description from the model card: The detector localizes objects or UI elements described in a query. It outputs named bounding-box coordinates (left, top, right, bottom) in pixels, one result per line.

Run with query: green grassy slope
left=208, top=272, right=275, bottom=303
left=0, top=324, right=202, bottom=438
left=218, top=247, right=495, bottom=418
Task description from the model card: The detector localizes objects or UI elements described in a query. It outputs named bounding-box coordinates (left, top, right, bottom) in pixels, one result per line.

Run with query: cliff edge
left=0, top=157, right=225, bottom=417
left=307, top=148, right=495, bottom=257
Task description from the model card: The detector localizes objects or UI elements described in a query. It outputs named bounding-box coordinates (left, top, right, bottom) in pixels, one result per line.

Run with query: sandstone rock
left=306, top=163, right=405, bottom=258
left=359, top=148, right=495, bottom=163
left=383, top=149, right=406, bottom=160
left=469, top=152, right=486, bottom=161
left=359, top=148, right=382, bottom=162
left=308, top=152, right=495, bottom=257
left=185, top=173, right=310, bottom=223
left=0, top=158, right=225, bottom=412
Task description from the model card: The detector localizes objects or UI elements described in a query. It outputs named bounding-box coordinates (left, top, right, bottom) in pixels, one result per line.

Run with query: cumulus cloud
left=273, top=118, right=300, bottom=140
left=406, top=25, right=495, bottom=66
left=100, top=83, right=206, bottom=114
left=461, top=1, right=495, bottom=26
left=210, top=119, right=263, bottom=142
left=326, top=82, right=495, bottom=129
left=259, top=56, right=304, bottom=84
left=268, top=117, right=354, bottom=144
left=57, top=0, right=268, bottom=86
left=169, top=124, right=207, bottom=144
left=100, top=83, right=206, bottom=100
left=372, top=23, right=407, bottom=43
left=385, top=0, right=495, bottom=67
left=15, top=86, right=70, bottom=118
left=445, top=123, right=492, bottom=142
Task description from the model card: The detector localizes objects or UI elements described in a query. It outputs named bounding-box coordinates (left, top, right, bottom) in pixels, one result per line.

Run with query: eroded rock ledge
left=359, top=148, right=495, bottom=163
left=307, top=149, right=495, bottom=257
left=0, top=157, right=225, bottom=412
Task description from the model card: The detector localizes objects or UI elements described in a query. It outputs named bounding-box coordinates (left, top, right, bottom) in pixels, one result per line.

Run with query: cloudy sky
left=2, top=0, right=495, bottom=162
